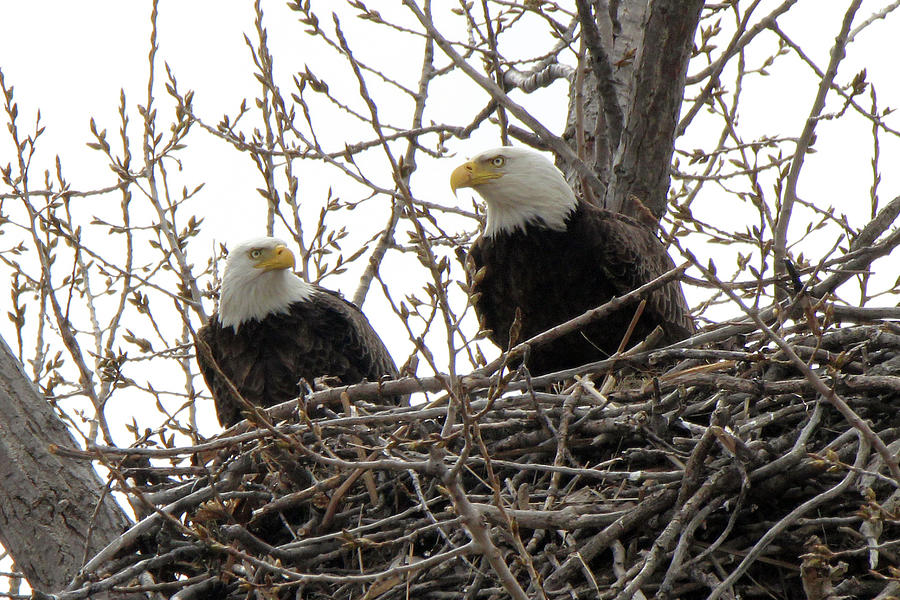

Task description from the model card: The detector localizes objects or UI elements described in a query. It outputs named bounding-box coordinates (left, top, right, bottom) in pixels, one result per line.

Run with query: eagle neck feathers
left=219, top=268, right=315, bottom=331
left=482, top=169, right=578, bottom=238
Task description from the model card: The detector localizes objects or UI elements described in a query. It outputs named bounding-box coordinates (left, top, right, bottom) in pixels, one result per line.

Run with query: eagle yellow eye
left=491, top=156, right=505, bottom=168
left=249, top=249, right=263, bottom=259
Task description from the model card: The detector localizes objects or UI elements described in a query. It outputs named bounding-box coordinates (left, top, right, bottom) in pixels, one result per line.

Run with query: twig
left=774, top=0, right=863, bottom=293
left=707, top=432, right=870, bottom=600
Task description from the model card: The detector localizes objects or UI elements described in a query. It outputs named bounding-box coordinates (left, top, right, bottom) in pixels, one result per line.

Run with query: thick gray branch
left=576, top=0, right=624, bottom=152
left=604, top=0, right=705, bottom=218
left=0, top=335, right=132, bottom=593
left=503, top=64, right=573, bottom=93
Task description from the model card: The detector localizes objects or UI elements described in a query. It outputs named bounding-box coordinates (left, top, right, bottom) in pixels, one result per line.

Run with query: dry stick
left=773, top=0, right=863, bottom=292
left=340, top=392, right=380, bottom=506
left=480, top=0, right=510, bottom=145
left=464, top=390, right=550, bottom=598
left=113, top=573, right=213, bottom=597
left=546, top=388, right=580, bottom=509
left=849, top=1, right=900, bottom=41
left=686, top=252, right=900, bottom=483
left=74, top=541, right=476, bottom=600
left=706, top=432, right=871, bottom=600
left=675, top=424, right=719, bottom=508
left=56, top=546, right=202, bottom=600
left=609, top=540, right=634, bottom=595
left=50, top=378, right=462, bottom=462
left=248, top=2, right=281, bottom=237
left=353, top=8, right=437, bottom=307
left=0, top=179, right=131, bottom=200
left=467, top=459, right=681, bottom=485
left=81, top=462, right=452, bottom=589
left=333, top=11, right=465, bottom=410
left=457, top=332, right=548, bottom=594
left=0, top=80, right=116, bottom=447
left=76, top=450, right=213, bottom=584
left=252, top=473, right=347, bottom=521
left=613, top=466, right=742, bottom=600
left=471, top=503, right=644, bottom=531
left=183, top=100, right=487, bottom=205
left=319, top=452, right=384, bottom=532
left=140, top=1, right=205, bottom=319
left=431, top=452, right=530, bottom=600
left=659, top=492, right=730, bottom=596
left=76, top=473, right=237, bottom=582
left=403, top=0, right=606, bottom=197
left=598, top=299, right=648, bottom=394
left=53, top=366, right=900, bottom=466
left=831, top=305, right=900, bottom=321
left=222, top=540, right=476, bottom=586
left=685, top=0, right=787, bottom=85
left=22, top=221, right=202, bottom=309
left=353, top=188, right=403, bottom=308
left=544, top=488, right=679, bottom=590
left=673, top=193, right=900, bottom=351
left=679, top=0, right=798, bottom=133
left=810, top=195, right=900, bottom=296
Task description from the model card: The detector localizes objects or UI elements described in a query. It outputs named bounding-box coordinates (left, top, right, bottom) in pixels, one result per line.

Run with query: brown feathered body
left=468, top=201, right=694, bottom=375
left=197, top=287, right=398, bottom=428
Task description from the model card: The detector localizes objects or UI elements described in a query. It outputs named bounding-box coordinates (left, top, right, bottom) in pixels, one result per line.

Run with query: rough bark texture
left=565, top=0, right=705, bottom=219
left=0, top=336, right=132, bottom=593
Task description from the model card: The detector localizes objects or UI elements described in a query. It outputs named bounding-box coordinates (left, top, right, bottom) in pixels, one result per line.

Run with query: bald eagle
left=196, top=238, right=399, bottom=427
left=451, top=147, right=694, bottom=375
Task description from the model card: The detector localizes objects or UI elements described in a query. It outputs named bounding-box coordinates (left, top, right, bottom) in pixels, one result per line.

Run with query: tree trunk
left=565, top=0, right=704, bottom=220
left=0, top=335, right=132, bottom=593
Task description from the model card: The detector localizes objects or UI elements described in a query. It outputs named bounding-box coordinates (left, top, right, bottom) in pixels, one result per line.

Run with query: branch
left=773, top=0, right=863, bottom=293
left=403, top=0, right=606, bottom=197
left=707, top=432, right=870, bottom=600
left=431, top=450, right=531, bottom=600
left=575, top=0, right=623, bottom=151
left=682, top=248, right=900, bottom=484
left=670, top=194, right=900, bottom=350
left=503, top=64, right=574, bottom=93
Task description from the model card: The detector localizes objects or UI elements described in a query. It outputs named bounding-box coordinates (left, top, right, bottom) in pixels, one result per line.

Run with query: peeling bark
left=565, top=0, right=704, bottom=220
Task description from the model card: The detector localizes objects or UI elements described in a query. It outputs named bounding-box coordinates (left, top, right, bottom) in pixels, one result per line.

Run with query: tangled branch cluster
left=54, top=288, right=900, bottom=599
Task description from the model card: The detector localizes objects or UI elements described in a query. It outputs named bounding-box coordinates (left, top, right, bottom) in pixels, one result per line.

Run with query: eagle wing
left=196, top=320, right=253, bottom=428
left=581, top=205, right=695, bottom=341
left=196, top=290, right=400, bottom=428
left=306, top=288, right=400, bottom=383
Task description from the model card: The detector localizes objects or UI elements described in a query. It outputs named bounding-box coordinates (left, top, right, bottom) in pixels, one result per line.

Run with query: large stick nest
left=45, top=199, right=900, bottom=600
left=53, top=308, right=900, bottom=600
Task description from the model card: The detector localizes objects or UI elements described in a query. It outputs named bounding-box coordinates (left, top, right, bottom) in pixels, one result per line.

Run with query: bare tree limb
left=773, top=0, right=863, bottom=295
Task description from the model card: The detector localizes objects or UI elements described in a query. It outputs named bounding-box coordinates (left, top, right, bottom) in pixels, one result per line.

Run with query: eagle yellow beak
left=257, top=244, right=296, bottom=272
left=450, top=160, right=502, bottom=193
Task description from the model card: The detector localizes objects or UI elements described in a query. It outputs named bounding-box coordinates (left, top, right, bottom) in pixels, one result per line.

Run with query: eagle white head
left=218, top=237, right=315, bottom=330
left=450, top=146, right=578, bottom=237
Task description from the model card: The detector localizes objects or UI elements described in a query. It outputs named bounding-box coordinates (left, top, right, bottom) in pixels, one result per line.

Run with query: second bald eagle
left=452, top=147, right=694, bottom=375
left=196, top=238, right=399, bottom=427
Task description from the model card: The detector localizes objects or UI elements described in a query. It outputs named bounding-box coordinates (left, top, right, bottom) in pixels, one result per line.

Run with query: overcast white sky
left=0, top=1, right=896, bottom=263
left=2, top=2, right=896, bottom=236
